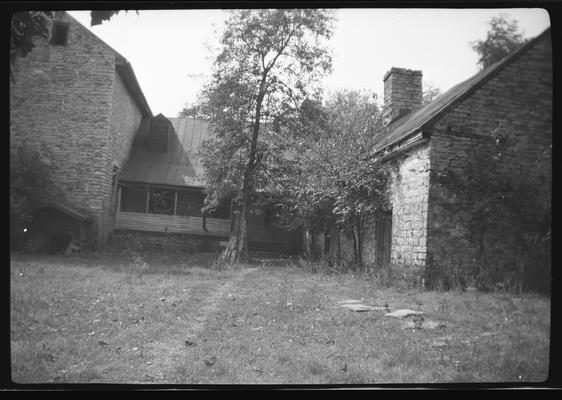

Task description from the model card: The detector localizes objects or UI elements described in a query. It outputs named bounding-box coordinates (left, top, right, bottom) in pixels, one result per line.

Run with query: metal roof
left=119, top=116, right=213, bottom=188
left=374, top=27, right=551, bottom=154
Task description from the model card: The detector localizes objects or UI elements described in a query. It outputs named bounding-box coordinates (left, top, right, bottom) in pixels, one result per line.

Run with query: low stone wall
left=111, top=230, right=224, bottom=254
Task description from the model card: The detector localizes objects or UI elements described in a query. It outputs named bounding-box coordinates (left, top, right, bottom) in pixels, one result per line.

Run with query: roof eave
left=373, top=131, right=429, bottom=163
left=33, top=201, right=93, bottom=222
left=376, top=26, right=551, bottom=154
left=115, top=58, right=153, bottom=118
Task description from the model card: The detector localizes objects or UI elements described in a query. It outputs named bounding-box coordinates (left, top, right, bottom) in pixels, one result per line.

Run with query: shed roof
left=119, top=116, right=213, bottom=188
left=33, top=201, right=92, bottom=222
left=374, top=27, right=551, bottom=154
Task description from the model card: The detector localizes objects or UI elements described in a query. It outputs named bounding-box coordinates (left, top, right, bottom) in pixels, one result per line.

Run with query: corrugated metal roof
left=375, top=27, right=551, bottom=154
left=120, top=117, right=213, bottom=188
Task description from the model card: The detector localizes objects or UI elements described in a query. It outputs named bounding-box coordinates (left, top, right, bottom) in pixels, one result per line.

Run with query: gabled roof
left=115, top=57, right=152, bottom=117
left=119, top=116, right=212, bottom=188
left=374, top=27, right=552, bottom=154
left=63, top=12, right=152, bottom=117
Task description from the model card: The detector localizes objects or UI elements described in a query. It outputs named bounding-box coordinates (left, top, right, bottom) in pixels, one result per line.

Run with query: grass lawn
left=10, top=253, right=551, bottom=385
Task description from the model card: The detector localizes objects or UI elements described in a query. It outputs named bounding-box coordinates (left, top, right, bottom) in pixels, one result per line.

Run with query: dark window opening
left=176, top=190, right=204, bottom=217
left=149, top=188, right=174, bottom=215
left=264, top=207, right=272, bottom=227
left=50, top=22, right=70, bottom=46
left=146, top=121, right=168, bottom=153
left=208, top=199, right=231, bottom=220
left=120, top=184, right=147, bottom=213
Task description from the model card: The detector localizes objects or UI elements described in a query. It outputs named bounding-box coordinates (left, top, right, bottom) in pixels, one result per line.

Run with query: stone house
left=10, top=11, right=298, bottom=254
left=317, top=27, right=551, bottom=288
left=10, top=11, right=152, bottom=250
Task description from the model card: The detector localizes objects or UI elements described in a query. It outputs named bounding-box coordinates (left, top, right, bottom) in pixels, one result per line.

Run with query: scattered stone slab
left=338, top=299, right=364, bottom=305
left=340, top=303, right=388, bottom=312
left=384, top=309, right=424, bottom=318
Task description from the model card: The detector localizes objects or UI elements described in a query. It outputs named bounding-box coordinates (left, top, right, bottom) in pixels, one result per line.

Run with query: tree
left=178, top=103, right=207, bottom=119
left=199, top=9, right=335, bottom=263
left=266, top=89, right=393, bottom=265
left=422, top=81, right=441, bottom=105
left=471, top=14, right=526, bottom=69
left=10, top=11, right=55, bottom=81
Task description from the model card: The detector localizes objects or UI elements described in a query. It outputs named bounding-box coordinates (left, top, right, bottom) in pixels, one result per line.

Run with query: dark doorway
left=48, top=233, right=73, bottom=254
left=375, top=211, right=392, bottom=269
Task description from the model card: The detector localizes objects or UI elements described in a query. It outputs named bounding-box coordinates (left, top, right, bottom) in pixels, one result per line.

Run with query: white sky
left=68, top=8, right=550, bottom=118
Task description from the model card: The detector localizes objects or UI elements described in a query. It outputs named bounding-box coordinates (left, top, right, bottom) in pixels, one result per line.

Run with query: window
left=120, top=184, right=147, bottom=213
left=146, top=120, right=168, bottom=152
left=149, top=188, right=174, bottom=215
left=207, top=199, right=231, bottom=220
left=50, top=22, right=70, bottom=46
left=176, top=190, right=204, bottom=217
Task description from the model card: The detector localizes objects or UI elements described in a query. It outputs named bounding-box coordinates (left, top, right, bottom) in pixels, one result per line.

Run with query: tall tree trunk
left=303, top=223, right=312, bottom=258
left=221, top=210, right=241, bottom=263
left=221, top=76, right=267, bottom=263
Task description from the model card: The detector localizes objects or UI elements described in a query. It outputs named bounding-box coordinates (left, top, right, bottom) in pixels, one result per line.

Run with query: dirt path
left=185, top=267, right=259, bottom=338
left=140, top=267, right=259, bottom=384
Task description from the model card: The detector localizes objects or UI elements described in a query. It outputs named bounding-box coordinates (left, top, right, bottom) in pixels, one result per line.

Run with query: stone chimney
left=382, top=67, right=423, bottom=126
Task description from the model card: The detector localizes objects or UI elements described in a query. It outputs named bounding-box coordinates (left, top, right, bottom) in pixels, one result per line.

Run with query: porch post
left=145, top=185, right=150, bottom=214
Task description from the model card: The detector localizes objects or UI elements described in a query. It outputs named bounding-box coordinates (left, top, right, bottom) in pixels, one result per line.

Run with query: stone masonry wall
left=388, top=143, right=431, bottom=281
left=426, top=32, right=552, bottom=287
left=10, top=12, right=143, bottom=246
left=383, top=68, right=423, bottom=125
left=100, top=70, right=144, bottom=239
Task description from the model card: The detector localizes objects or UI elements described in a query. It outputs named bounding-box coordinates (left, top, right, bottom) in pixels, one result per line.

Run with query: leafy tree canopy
left=198, top=9, right=335, bottom=261
left=265, top=89, right=393, bottom=234
left=471, top=14, right=526, bottom=69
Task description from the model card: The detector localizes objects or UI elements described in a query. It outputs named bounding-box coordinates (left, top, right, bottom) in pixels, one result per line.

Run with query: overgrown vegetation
left=10, top=144, right=60, bottom=251
left=430, top=131, right=551, bottom=293
left=265, top=89, right=394, bottom=266
left=470, top=14, right=527, bottom=69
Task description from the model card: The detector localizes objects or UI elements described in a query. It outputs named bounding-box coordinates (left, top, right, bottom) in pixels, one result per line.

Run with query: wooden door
left=375, top=211, right=392, bottom=269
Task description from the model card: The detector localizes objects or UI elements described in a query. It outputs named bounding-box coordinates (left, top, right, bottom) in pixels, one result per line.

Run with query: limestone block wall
left=10, top=12, right=144, bottom=245
left=101, top=70, right=144, bottom=238
left=388, top=143, right=431, bottom=279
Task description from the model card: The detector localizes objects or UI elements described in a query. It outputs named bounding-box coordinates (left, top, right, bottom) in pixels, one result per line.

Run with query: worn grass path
left=140, top=266, right=259, bottom=384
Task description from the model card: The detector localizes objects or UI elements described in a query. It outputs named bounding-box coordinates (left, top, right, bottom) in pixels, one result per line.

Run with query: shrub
left=10, top=144, right=60, bottom=251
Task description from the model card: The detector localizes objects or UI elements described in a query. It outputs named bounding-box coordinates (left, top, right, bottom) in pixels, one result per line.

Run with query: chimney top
left=382, top=67, right=423, bottom=126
